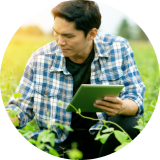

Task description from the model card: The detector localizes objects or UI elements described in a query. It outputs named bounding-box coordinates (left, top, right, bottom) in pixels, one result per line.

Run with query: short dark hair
left=51, top=0, right=101, bottom=37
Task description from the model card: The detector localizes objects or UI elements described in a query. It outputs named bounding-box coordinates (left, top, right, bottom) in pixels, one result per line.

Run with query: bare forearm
left=118, top=99, right=139, bottom=116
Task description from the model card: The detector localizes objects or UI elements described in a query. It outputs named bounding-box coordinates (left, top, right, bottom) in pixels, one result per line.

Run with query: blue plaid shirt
left=6, top=32, right=145, bottom=143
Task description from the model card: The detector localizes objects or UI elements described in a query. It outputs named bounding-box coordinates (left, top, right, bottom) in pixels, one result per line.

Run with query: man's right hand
left=7, top=111, right=20, bottom=127
left=6, top=111, right=20, bottom=128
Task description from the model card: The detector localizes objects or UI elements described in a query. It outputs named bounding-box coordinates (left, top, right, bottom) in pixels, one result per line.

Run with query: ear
left=88, top=28, right=98, bottom=41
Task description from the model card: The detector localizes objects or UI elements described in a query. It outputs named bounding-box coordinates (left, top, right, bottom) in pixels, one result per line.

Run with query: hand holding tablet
left=93, top=95, right=127, bottom=116
left=66, top=84, right=124, bottom=112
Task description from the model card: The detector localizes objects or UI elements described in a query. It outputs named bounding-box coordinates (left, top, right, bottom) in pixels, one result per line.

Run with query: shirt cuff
left=5, top=105, right=28, bottom=129
left=121, top=94, right=144, bottom=120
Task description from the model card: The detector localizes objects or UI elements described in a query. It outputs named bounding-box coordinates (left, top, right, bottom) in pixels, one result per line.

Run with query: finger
left=94, top=102, right=120, bottom=111
left=95, top=100, right=117, bottom=109
left=93, top=103, right=118, bottom=116
left=104, top=96, right=122, bottom=104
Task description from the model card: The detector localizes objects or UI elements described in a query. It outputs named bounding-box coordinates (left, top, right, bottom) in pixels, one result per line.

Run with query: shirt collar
left=49, top=45, right=70, bottom=75
left=94, top=33, right=110, bottom=58
left=49, top=32, right=110, bottom=73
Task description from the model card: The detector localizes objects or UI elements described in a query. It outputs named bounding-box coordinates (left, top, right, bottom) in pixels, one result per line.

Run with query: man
left=6, top=0, right=145, bottom=159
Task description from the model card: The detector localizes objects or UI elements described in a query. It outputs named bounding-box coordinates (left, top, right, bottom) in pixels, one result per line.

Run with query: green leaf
left=37, top=130, right=50, bottom=143
left=49, top=148, right=59, bottom=157
left=102, top=127, right=114, bottom=133
left=59, top=124, right=63, bottom=130
left=53, top=123, right=63, bottom=130
left=53, top=123, right=60, bottom=127
left=37, top=144, right=45, bottom=150
left=8, top=110, right=18, bottom=118
left=143, top=116, right=149, bottom=123
left=13, top=93, right=18, bottom=99
left=26, top=125, right=35, bottom=131
left=45, top=144, right=59, bottom=156
left=47, top=133, right=55, bottom=147
left=95, top=134, right=110, bottom=144
left=18, top=129, right=28, bottom=135
left=13, top=121, right=19, bottom=126
left=17, top=93, right=22, bottom=98
left=28, top=138, right=40, bottom=145
left=137, top=119, right=143, bottom=126
left=114, top=130, right=128, bottom=144
left=134, top=125, right=144, bottom=131
left=28, top=138, right=36, bottom=144
left=23, top=131, right=34, bottom=138
left=114, top=142, right=130, bottom=151
left=95, top=130, right=101, bottom=140
left=78, top=108, right=81, bottom=114
left=64, top=125, right=74, bottom=132
left=67, top=149, right=83, bottom=159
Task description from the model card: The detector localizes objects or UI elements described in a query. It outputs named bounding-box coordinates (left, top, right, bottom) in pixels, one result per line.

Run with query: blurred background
left=0, top=2, right=159, bottom=127
left=0, top=1, right=160, bottom=42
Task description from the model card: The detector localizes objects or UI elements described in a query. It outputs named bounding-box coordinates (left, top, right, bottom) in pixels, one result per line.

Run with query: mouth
left=61, top=48, right=70, bottom=52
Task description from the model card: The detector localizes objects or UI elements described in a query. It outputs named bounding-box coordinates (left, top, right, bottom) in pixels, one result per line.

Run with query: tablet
left=66, top=84, right=124, bottom=112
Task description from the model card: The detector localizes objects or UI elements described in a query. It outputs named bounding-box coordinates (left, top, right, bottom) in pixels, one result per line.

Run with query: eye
left=66, top=35, right=73, bottom=38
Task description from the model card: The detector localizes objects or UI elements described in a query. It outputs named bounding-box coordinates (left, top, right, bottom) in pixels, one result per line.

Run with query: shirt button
left=45, top=91, right=48, bottom=95
left=94, top=69, right=96, bottom=72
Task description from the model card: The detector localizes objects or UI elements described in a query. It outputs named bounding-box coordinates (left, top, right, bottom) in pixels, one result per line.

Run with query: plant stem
left=69, top=104, right=132, bottom=141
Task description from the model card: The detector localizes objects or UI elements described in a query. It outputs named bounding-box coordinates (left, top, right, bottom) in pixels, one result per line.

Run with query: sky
left=0, top=1, right=160, bottom=46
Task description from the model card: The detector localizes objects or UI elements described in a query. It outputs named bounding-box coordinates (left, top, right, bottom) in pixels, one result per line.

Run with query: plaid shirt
left=5, top=32, right=145, bottom=143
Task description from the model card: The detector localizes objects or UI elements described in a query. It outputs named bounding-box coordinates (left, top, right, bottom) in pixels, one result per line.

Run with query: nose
left=57, top=35, right=66, bottom=46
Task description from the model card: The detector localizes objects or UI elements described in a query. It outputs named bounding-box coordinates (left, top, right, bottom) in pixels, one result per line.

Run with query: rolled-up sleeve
left=119, top=41, right=145, bottom=120
left=5, top=56, right=35, bottom=129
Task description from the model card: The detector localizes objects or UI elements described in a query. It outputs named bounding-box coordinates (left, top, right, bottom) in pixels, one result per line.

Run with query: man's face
left=53, top=17, right=91, bottom=61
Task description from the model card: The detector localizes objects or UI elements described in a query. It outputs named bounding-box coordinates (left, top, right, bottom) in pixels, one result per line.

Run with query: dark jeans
left=46, top=114, right=140, bottom=159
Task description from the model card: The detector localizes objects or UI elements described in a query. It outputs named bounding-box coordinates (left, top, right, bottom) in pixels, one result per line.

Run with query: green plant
left=66, top=142, right=83, bottom=159
left=58, top=100, right=132, bottom=152
left=135, top=85, right=160, bottom=129
left=28, top=130, right=59, bottom=156
left=27, top=113, right=75, bottom=157
left=27, top=120, right=77, bottom=157
left=6, top=91, right=22, bottom=127
left=0, top=65, right=18, bottom=106
left=2, top=84, right=79, bottom=158
left=4, top=83, right=158, bottom=159
left=2, top=77, right=159, bottom=158
left=5, top=93, right=157, bottom=159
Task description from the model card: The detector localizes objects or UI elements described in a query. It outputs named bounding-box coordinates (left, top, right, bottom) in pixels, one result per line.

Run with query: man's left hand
left=93, top=96, right=126, bottom=117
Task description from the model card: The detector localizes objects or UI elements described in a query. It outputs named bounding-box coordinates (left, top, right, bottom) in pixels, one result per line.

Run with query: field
left=0, top=33, right=159, bottom=157
left=1, top=34, right=54, bottom=105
